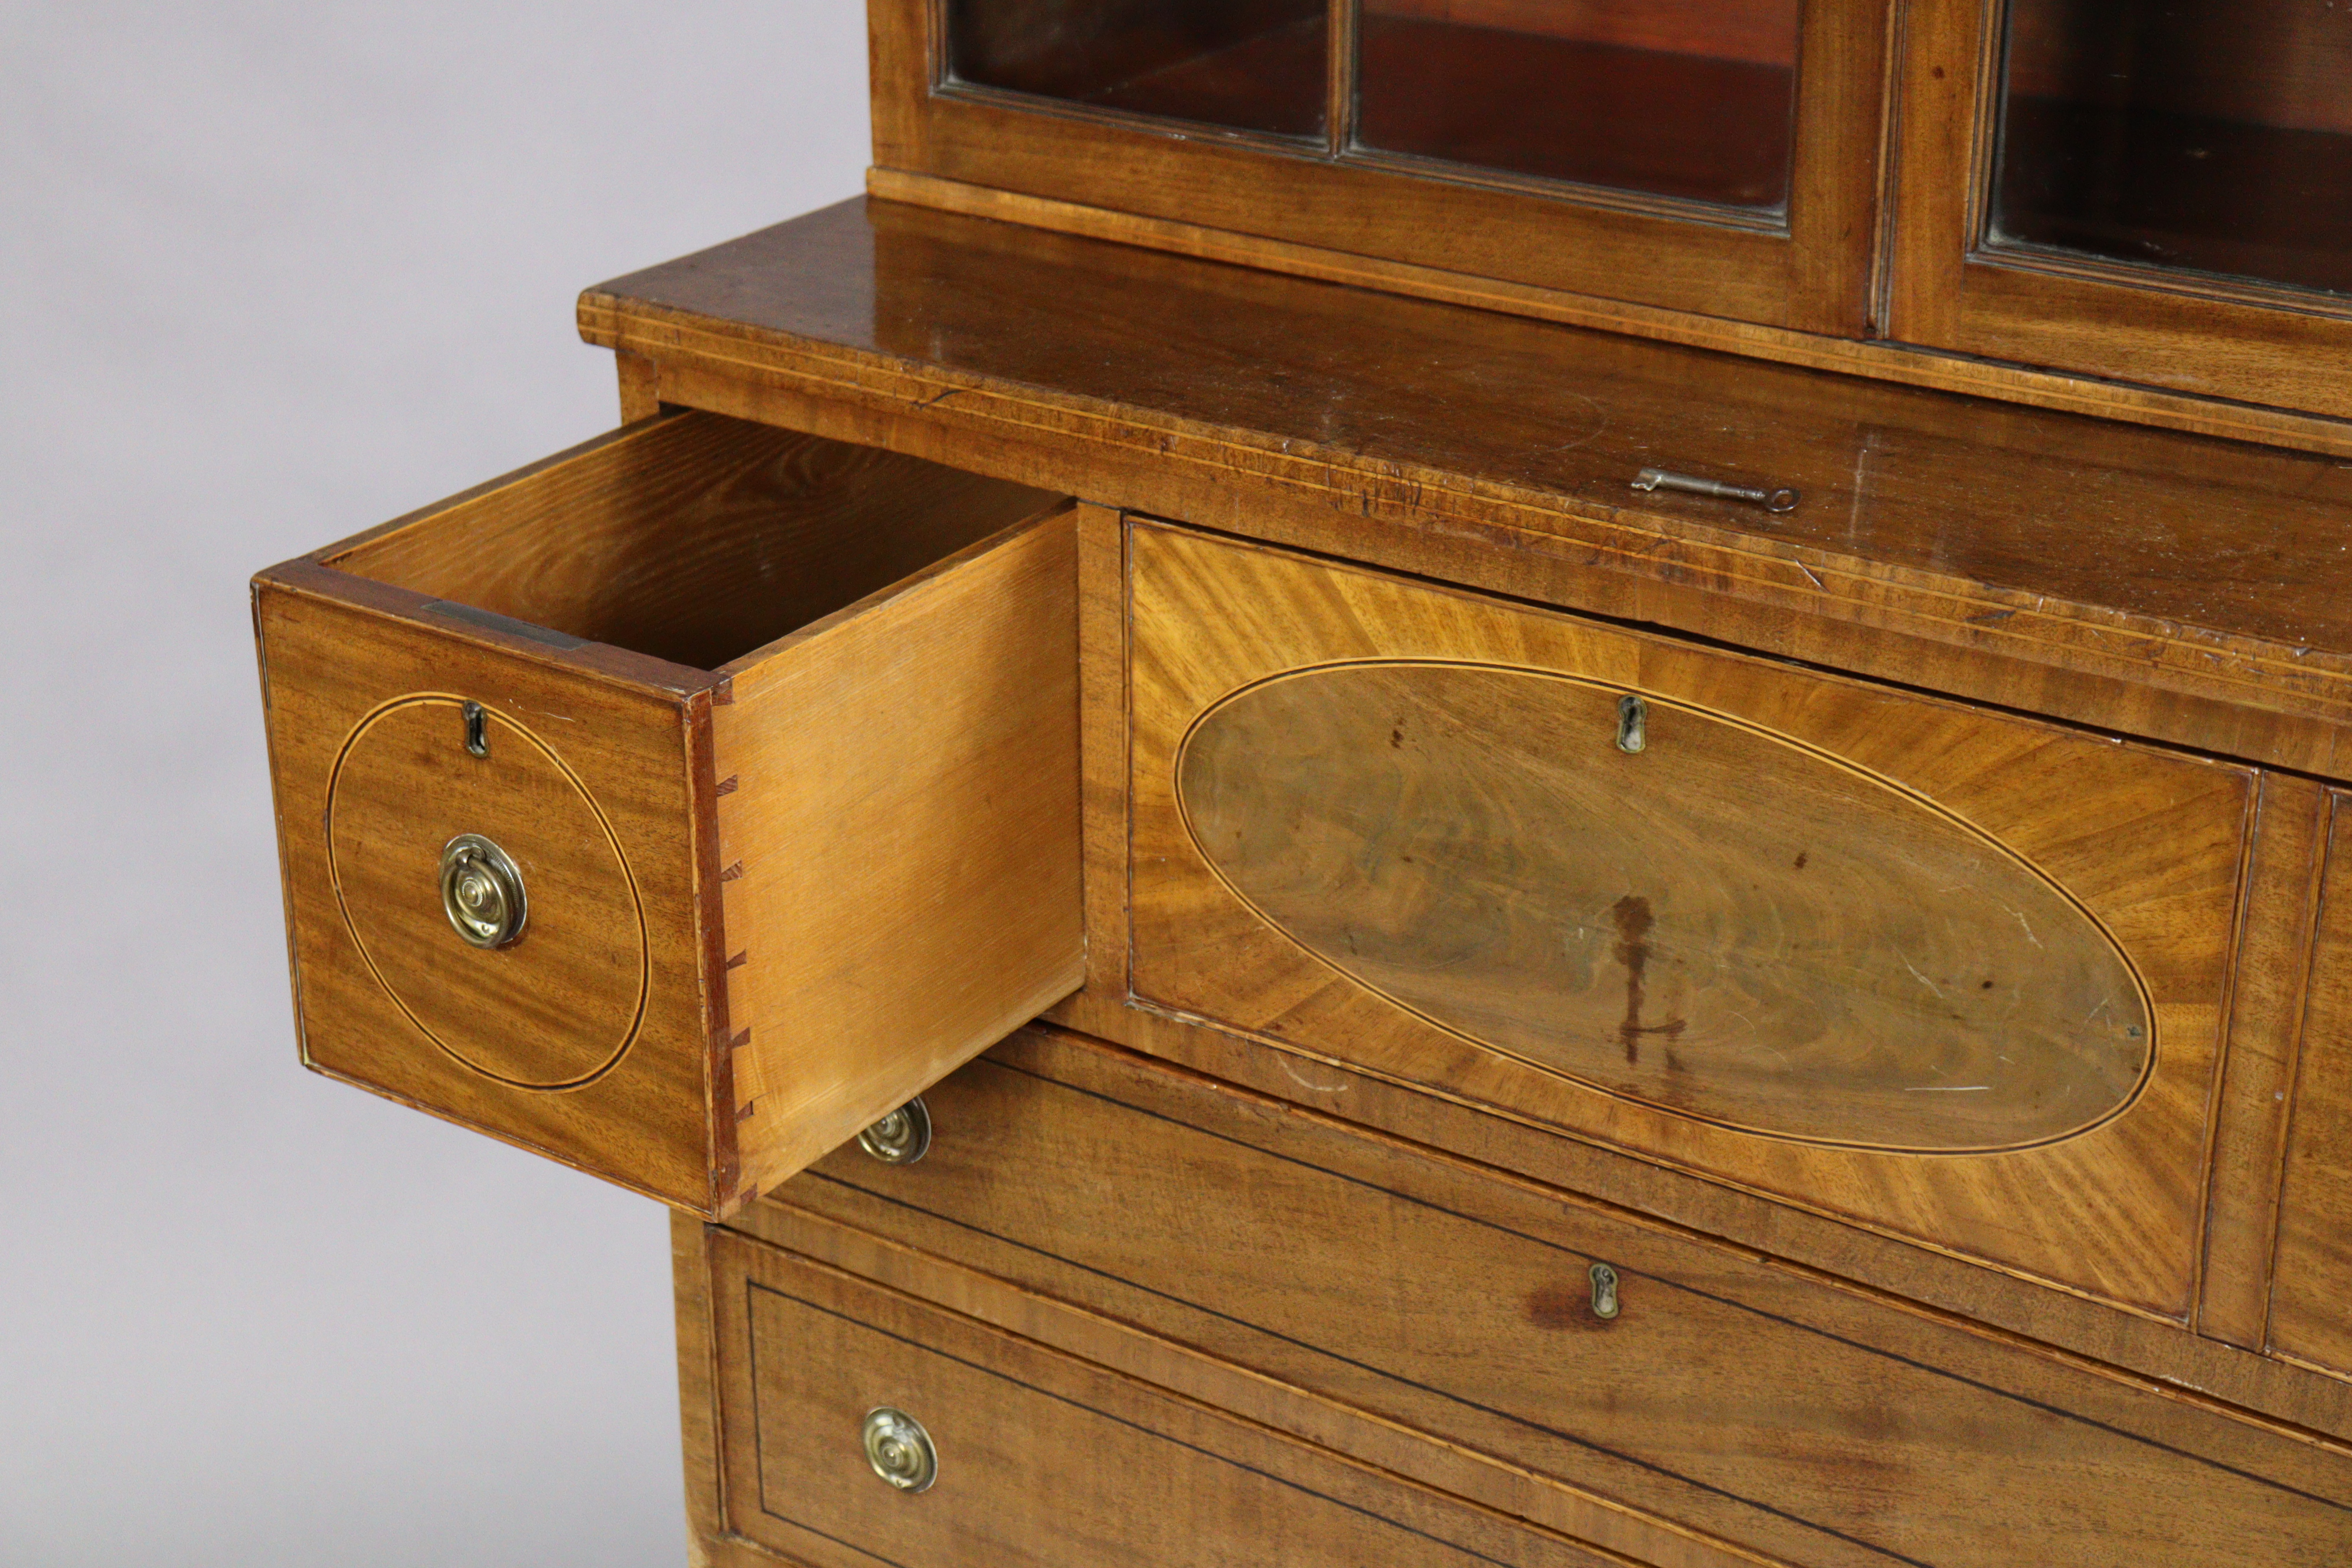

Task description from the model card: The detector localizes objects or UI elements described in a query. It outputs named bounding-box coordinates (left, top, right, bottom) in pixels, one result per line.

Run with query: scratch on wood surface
left=1896, top=949, right=1945, bottom=998
left=1276, top=1053, right=1351, bottom=1095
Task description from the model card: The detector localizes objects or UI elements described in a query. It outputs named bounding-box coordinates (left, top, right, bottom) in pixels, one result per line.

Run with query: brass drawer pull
left=863, top=1407, right=937, bottom=1492
left=439, top=834, right=527, bottom=949
left=858, top=1097, right=933, bottom=1165
left=1632, top=466, right=1799, bottom=514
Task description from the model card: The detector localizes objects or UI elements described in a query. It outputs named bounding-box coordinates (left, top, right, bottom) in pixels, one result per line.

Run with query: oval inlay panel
left=327, top=695, right=649, bottom=1092
left=1176, top=662, right=2152, bottom=1151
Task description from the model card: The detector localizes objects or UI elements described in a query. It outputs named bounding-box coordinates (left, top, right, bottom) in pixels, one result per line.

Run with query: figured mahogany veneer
left=1176, top=659, right=2152, bottom=1152
left=1129, top=521, right=2242, bottom=1316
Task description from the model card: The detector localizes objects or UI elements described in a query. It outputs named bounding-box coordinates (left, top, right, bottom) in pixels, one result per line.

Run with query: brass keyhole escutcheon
left=1615, top=695, right=1647, bottom=754
left=1589, top=1262, right=1621, bottom=1321
left=863, top=1407, right=937, bottom=1492
left=857, top=1097, right=933, bottom=1165
left=439, top=834, right=527, bottom=949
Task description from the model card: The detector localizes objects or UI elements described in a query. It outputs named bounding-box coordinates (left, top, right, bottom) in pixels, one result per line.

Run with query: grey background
left=3, top=7, right=867, bottom=1562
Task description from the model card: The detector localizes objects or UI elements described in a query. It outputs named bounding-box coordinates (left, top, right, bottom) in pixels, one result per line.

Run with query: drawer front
left=255, top=411, right=1083, bottom=1212
left=2271, top=791, right=2352, bottom=1375
left=693, top=1226, right=1623, bottom=1568
left=772, top=1030, right=2352, bottom=1568
left=1126, top=520, right=2251, bottom=1313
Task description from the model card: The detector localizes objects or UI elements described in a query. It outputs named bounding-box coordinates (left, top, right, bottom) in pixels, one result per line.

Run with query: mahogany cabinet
left=251, top=5, right=2352, bottom=1560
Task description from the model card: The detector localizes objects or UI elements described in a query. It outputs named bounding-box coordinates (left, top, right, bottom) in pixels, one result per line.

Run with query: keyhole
left=463, top=700, right=489, bottom=757
left=1616, top=695, right=1647, bottom=754
left=1589, top=1262, right=1621, bottom=1320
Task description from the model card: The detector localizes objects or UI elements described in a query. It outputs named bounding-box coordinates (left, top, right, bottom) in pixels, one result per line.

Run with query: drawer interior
left=325, top=410, right=1066, bottom=671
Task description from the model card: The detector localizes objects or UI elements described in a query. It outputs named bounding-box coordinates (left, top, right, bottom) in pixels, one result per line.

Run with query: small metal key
left=1632, top=467, right=1799, bottom=514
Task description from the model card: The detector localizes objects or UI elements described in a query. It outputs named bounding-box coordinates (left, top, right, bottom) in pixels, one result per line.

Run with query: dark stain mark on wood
left=726, top=950, right=750, bottom=970
left=1613, top=893, right=1685, bottom=1065
left=714, top=775, right=739, bottom=796
left=1523, top=1280, right=1611, bottom=1331
left=1794, top=850, right=1808, bottom=869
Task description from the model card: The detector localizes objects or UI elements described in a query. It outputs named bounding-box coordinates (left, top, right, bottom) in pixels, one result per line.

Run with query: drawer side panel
left=714, top=508, right=1087, bottom=1202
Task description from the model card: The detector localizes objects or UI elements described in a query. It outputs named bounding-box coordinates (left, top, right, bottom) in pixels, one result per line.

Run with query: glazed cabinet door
left=874, top=0, right=1892, bottom=335
left=1889, top=0, right=2352, bottom=419
left=1125, top=519, right=2253, bottom=1318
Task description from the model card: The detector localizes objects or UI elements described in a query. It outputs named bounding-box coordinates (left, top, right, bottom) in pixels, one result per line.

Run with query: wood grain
left=2199, top=773, right=2330, bottom=1348
left=331, top=410, right=1054, bottom=672
left=669, top=1213, right=732, bottom=1568
left=747, top=1026, right=2352, bottom=1567
left=253, top=568, right=724, bottom=1209
left=1129, top=521, right=2249, bottom=1315
left=713, top=505, right=1086, bottom=1203
left=1074, top=502, right=1131, bottom=999
left=739, top=1190, right=1770, bottom=1568
left=325, top=694, right=649, bottom=1090
left=577, top=198, right=2352, bottom=778
left=2268, top=795, right=2352, bottom=1376
left=700, top=1227, right=1633, bottom=1568
left=616, top=349, right=660, bottom=423
left=877, top=167, right=2352, bottom=459
left=1178, top=659, right=2153, bottom=1151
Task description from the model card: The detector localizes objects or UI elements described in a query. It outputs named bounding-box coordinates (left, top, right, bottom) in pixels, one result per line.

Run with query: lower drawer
left=679, top=1223, right=1624, bottom=1568
left=749, top=1027, right=2352, bottom=1568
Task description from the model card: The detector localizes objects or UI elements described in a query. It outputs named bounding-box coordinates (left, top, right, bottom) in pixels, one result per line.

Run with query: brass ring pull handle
left=863, top=1407, right=938, bottom=1492
left=857, top=1097, right=933, bottom=1165
left=439, top=834, right=527, bottom=949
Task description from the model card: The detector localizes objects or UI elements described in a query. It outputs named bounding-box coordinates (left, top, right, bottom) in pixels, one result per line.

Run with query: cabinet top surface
left=583, top=197, right=2352, bottom=745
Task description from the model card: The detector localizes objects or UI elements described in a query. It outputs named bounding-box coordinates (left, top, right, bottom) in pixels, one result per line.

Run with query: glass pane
left=948, top=0, right=1328, bottom=141
left=1355, top=1, right=1802, bottom=211
left=1991, top=0, right=2352, bottom=298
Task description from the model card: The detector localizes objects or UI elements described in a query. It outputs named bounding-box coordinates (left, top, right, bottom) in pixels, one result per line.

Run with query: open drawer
left=253, top=410, right=1083, bottom=1214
